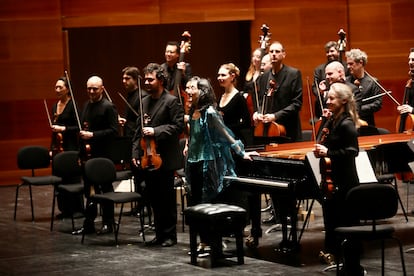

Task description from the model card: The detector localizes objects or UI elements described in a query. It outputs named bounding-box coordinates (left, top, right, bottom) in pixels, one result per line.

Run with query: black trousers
left=145, top=168, right=177, bottom=241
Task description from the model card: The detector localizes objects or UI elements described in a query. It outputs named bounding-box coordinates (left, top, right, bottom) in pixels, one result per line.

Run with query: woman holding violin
left=49, top=76, right=80, bottom=156
left=313, top=82, right=363, bottom=276
left=131, top=63, right=184, bottom=247
left=217, top=63, right=252, bottom=144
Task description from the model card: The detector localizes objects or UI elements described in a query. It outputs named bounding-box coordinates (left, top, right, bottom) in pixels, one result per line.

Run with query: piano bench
left=184, top=203, right=247, bottom=267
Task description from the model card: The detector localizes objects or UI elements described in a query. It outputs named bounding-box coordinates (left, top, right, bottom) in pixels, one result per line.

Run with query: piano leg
left=245, top=192, right=262, bottom=248
left=272, top=193, right=300, bottom=253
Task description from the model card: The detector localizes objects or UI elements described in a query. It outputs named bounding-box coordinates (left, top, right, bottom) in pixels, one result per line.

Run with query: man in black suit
left=252, top=41, right=303, bottom=143
left=132, top=63, right=184, bottom=247
left=72, top=75, right=119, bottom=236
left=250, top=41, right=303, bottom=251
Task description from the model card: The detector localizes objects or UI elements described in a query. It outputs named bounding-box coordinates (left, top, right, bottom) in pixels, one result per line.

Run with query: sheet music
left=305, top=150, right=377, bottom=185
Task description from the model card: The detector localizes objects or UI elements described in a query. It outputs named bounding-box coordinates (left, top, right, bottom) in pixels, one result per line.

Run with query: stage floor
left=1, top=181, right=414, bottom=275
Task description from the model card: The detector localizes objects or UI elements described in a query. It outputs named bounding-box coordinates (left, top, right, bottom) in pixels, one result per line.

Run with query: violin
left=140, top=114, right=162, bottom=170
left=318, top=126, right=336, bottom=200
left=43, top=99, right=64, bottom=156
left=172, top=31, right=191, bottom=114
left=254, top=79, right=286, bottom=137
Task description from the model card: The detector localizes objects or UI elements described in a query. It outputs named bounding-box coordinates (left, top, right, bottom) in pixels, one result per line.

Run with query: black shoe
left=72, top=227, right=95, bottom=235
left=145, top=237, right=162, bottom=246
left=262, top=215, right=276, bottom=224
left=96, top=224, right=113, bottom=235
left=161, top=238, right=177, bottom=247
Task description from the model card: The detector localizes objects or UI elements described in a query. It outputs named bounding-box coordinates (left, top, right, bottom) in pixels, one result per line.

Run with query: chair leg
left=235, top=230, right=244, bottom=265
left=50, top=186, right=57, bottom=231
left=394, top=237, right=407, bottom=276
left=381, top=239, right=385, bottom=276
left=29, top=184, right=34, bottom=222
left=114, top=203, right=124, bottom=246
left=393, top=179, right=409, bottom=222
left=14, top=184, right=22, bottom=220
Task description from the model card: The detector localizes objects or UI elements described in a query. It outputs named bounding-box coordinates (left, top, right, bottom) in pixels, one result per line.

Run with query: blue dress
left=186, top=106, right=245, bottom=202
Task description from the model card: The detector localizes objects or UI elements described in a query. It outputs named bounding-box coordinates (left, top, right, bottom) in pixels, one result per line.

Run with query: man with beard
left=131, top=63, right=184, bottom=247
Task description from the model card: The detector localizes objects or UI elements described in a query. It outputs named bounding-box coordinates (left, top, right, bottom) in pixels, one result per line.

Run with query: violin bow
left=64, top=70, right=82, bottom=130
left=364, top=70, right=400, bottom=106
left=43, top=99, right=53, bottom=128
left=118, top=92, right=139, bottom=117
left=306, top=77, right=317, bottom=142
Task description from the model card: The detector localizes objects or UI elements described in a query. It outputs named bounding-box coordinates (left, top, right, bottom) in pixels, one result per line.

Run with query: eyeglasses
left=144, top=78, right=155, bottom=82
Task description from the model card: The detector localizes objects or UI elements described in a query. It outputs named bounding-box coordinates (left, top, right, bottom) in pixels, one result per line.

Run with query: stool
left=184, top=203, right=247, bottom=267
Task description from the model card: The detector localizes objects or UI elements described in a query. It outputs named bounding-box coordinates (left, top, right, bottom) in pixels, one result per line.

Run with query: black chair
left=103, top=137, right=134, bottom=189
left=81, top=157, right=145, bottom=245
left=14, top=145, right=62, bottom=222
left=50, top=151, right=84, bottom=231
left=175, top=137, right=188, bottom=232
left=334, top=183, right=406, bottom=276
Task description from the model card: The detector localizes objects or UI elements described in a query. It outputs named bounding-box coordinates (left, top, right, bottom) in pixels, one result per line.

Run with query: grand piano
left=227, top=132, right=414, bottom=252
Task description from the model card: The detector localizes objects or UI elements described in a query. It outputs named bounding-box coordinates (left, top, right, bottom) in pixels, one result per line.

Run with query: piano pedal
left=275, top=240, right=300, bottom=253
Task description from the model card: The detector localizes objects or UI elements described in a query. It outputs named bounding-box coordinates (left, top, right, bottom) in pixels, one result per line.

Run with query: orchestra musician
left=131, top=63, right=184, bottom=247
left=250, top=41, right=303, bottom=250
left=346, top=48, right=382, bottom=127
left=72, top=75, right=119, bottom=236
left=50, top=76, right=82, bottom=219
left=50, top=76, right=80, bottom=154
left=313, top=82, right=364, bottom=276
left=243, top=48, right=265, bottom=118
left=118, top=66, right=148, bottom=138
left=397, top=48, right=414, bottom=128
left=317, top=61, right=360, bottom=134
left=217, top=63, right=252, bottom=144
left=312, top=41, right=348, bottom=122
left=183, top=76, right=257, bottom=256
left=161, top=41, right=192, bottom=94
left=252, top=41, right=303, bottom=144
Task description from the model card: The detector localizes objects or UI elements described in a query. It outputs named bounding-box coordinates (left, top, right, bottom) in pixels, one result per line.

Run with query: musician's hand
left=132, top=158, right=140, bottom=168
left=397, top=104, right=413, bottom=114
left=319, top=80, right=327, bottom=93
left=79, top=130, right=93, bottom=140
left=142, top=127, right=154, bottom=136
left=252, top=112, right=263, bottom=123
left=321, top=108, right=332, bottom=118
left=177, top=61, right=186, bottom=72
left=51, top=125, right=65, bottom=133
left=243, top=151, right=260, bottom=161
left=118, top=116, right=126, bottom=126
left=313, top=144, right=328, bottom=158
left=263, top=113, right=276, bottom=123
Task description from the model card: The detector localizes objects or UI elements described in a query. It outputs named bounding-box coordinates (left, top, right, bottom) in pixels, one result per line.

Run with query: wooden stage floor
left=1, top=181, right=414, bottom=275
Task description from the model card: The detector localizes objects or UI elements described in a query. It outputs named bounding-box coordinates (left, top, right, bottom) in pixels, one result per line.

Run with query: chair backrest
left=102, top=136, right=132, bottom=166
left=346, top=183, right=398, bottom=221
left=84, top=157, right=116, bottom=187
left=17, top=146, right=51, bottom=173
left=52, top=151, right=82, bottom=183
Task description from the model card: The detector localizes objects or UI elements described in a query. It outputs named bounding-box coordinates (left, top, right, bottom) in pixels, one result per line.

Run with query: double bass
left=172, top=31, right=191, bottom=114
left=253, top=79, right=286, bottom=137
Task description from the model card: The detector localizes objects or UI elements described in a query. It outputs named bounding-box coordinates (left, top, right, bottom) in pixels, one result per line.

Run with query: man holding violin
left=132, top=63, right=184, bottom=247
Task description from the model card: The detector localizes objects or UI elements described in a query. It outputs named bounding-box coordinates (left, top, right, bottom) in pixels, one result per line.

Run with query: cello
left=396, top=75, right=414, bottom=133
left=172, top=31, right=191, bottom=114
left=253, top=79, right=286, bottom=137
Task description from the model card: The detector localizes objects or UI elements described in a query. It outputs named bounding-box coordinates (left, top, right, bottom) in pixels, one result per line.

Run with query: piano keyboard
left=224, top=176, right=289, bottom=189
